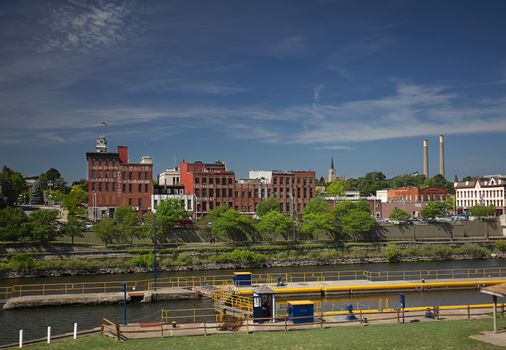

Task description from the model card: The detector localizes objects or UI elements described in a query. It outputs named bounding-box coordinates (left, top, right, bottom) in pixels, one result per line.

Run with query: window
left=228, top=189, right=232, bottom=197
left=112, top=183, right=116, bottom=191
left=145, top=172, right=149, bottom=180
left=209, top=202, right=214, bottom=210
left=203, top=177, right=207, bottom=184
left=196, top=189, right=200, bottom=196
left=145, top=184, right=149, bottom=192
left=209, top=177, right=214, bottom=184
left=228, top=178, right=232, bottom=185
left=105, top=159, right=109, bottom=166
left=202, top=202, right=207, bottom=211
left=195, top=177, right=200, bottom=184
left=202, top=189, right=207, bottom=197
left=105, top=170, right=109, bottom=178
left=122, top=172, right=126, bottom=180
left=129, top=184, right=132, bottom=192
left=128, top=198, right=132, bottom=206
left=98, top=159, right=102, bottom=166
left=91, top=159, right=95, bottom=166
left=242, top=191, right=245, bottom=197
left=92, top=170, right=96, bottom=178
left=128, top=172, right=132, bottom=180
left=137, top=172, right=141, bottom=179
left=105, top=182, right=109, bottom=192
left=216, top=189, right=220, bottom=197
left=112, top=171, right=116, bottom=179
left=98, top=182, right=102, bottom=191
left=303, top=178, right=307, bottom=186
left=122, top=184, right=126, bottom=192
left=209, top=189, right=214, bottom=197
left=223, top=189, right=227, bottom=197
left=138, top=184, right=142, bottom=192
left=187, top=199, right=192, bottom=210
left=222, top=178, right=226, bottom=185
left=91, top=182, right=95, bottom=191
left=274, top=178, right=277, bottom=185
left=138, top=198, right=142, bottom=207
left=248, top=191, right=252, bottom=198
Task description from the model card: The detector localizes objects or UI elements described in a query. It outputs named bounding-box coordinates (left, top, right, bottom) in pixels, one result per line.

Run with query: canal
left=1, top=259, right=505, bottom=345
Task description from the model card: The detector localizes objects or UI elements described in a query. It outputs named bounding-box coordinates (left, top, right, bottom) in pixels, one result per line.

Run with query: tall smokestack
left=423, top=139, right=429, bottom=177
left=439, top=134, right=445, bottom=178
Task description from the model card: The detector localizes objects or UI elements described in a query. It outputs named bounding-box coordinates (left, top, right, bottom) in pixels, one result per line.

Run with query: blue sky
left=1, top=0, right=506, bottom=182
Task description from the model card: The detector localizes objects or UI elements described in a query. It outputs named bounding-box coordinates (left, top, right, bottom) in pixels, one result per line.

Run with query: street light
left=120, top=282, right=127, bottom=325
left=92, top=191, right=97, bottom=222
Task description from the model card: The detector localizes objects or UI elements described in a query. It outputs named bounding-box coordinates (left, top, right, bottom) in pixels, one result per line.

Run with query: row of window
left=457, top=190, right=505, bottom=198
left=128, top=198, right=143, bottom=207
left=458, top=199, right=504, bottom=207
left=195, top=177, right=233, bottom=185
left=91, top=170, right=150, bottom=181
left=154, top=188, right=184, bottom=195
left=91, top=159, right=117, bottom=166
left=195, top=201, right=303, bottom=213
left=273, top=177, right=313, bottom=185
left=91, top=182, right=150, bottom=193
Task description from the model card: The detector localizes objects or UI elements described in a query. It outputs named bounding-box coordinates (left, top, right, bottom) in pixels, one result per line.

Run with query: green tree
left=421, top=201, right=448, bottom=220
left=469, top=204, right=496, bottom=219
left=317, top=176, right=326, bottom=186
left=29, top=209, right=61, bottom=244
left=93, top=218, right=119, bottom=247
left=71, top=179, right=88, bottom=193
left=114, top=206, right=139, bottom=244
left=423, top=174, right=454, bottom=193
left=300, top=212, right=337, bottom=240
left=64, top=209, right=86, bottom=245
left=326, top=179, right=345, bottom=197
left=256, top=198, right=281, bottom=217
left=150, top=199, right=189, bottom=242
left=304, top=198, right=330, bottom=215
left=197, top=206, right=229, bottom=243
left=0, top=207, right=29, bottom=243
left=389, top=207, right=411, bottom=221
left=63, top=185, right=88, bottom=211
left=256, top=210, right=295, bottom=242
left=29, top=181, right=44, bottom=205
left=212, top=209, right=255, bottom=242
left=340, top=209, right=376, bottom=240
left=0, top=166, right=27, bottom=207
left=333, top=199, right=370, bottom=220
left=38, top=168, right=61, bottom=188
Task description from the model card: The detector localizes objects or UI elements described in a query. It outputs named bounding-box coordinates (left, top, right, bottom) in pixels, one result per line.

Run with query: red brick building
left=179, top=161, right=316, bottom=217
left=86, top=136, right=153, bottom=220
left=387, top=187, right=449, bottom=202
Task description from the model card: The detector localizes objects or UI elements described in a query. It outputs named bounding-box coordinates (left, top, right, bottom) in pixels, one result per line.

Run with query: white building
left=152, top=185, right=192, bottom=212
left=454, top=176, right=506, bottom=215
left=158, top=167, right=180, bottom=186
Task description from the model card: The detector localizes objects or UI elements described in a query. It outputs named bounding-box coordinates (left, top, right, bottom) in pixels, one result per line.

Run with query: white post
left=19, top=330, right=23, bottom=348
left=73, top=323, right=78, bottom=339
left=493, top=296, right=498, bottom=334
left=47, top=326, right=51, bottom=344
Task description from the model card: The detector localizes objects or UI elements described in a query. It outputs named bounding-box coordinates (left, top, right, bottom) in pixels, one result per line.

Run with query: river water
left=1, top=259, right=505, bottom=345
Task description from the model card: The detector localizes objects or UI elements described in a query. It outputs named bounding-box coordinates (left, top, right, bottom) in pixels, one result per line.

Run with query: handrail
left=2, top=267, right=505, bottom=299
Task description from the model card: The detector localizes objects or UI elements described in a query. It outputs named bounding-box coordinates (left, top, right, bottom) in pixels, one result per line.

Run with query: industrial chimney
left=439, top=135, right=445, bottom=178
left=423, top=139, right=429, bottom=177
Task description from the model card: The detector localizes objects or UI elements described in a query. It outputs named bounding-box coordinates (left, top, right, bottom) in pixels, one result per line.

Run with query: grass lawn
left=23, top=318, right=506, bottom=350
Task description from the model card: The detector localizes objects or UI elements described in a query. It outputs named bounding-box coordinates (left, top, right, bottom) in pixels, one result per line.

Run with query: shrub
left=8, top=253, right=35, bottom=270
left=214, top=249, right=266, bottom=266
left=456, top=243, right=489, bottom=259
left=175, top=253, right=195, bottom=266
left=430, top=246, right=453, bottom=260
left=385, top=245, right=400, bottom=262
left=129, top=254, right=154, bottom=267
left=495, top=240, right=506, bottom=253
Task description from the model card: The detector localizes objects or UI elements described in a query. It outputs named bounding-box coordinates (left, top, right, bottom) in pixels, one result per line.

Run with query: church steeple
left=328, top=156, right=336, bottom=183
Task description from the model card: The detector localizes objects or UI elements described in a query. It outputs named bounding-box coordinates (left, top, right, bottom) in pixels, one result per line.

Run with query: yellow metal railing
left=211, top=284, right=252, bottom=314
left=2, top=267, right=506, bottom=299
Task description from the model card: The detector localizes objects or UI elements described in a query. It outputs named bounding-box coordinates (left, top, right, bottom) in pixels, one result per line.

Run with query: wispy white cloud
left=270, top=36, right=305, bottom=57
left=313, top=145, right=354, bottom=150
left=40, top=0, right=138, bottom=52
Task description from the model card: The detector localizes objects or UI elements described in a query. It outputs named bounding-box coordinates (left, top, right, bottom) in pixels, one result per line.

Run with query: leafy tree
left=38, top=168, right=61, bottom=188
left=29, top=181, right=44, bottom=205
left=333, top=199, right=370, bottom=220
left=0, top=166, right=27, bottom=207
left=389, top=174, right=426, bottom=188
left=29, top=209, right=61, bottom=244
left=63, top=185, right=88, bottom=211
left=71, top=179, right=88, bottom=193
left=300, top=212, right=337, bottom=240
left=304, top=198, right=330, bottom=215
left=197, top=206, right=229, bottom=243
left=421, top=201, right=448, bottom=220
left=0, top=207, right=29, bottom=243
left=147, top=199, right=189, bottom=242
left=256, top=210, right=295, bottom=242
left=114, top=206, right=139, bottom=244
left=462, top=176, right=479, bottom=182
left=469, top=205, right=496, bottom=219
left=389, top=207, right=411, bottom=221
left=340, top=210, right=376, bottom=240
left=93, top=218, right=119, bottom=247
left=212, top=209, right=255, bottom=242
left=317, top=176, right=326, bottom=186
left=64, top=209, right=86, bottom=245
left=326, top=179, right=345, bottom=197
left=256, top=198, right=280, bottom=217
left=423, top=174, right=454, bottom=193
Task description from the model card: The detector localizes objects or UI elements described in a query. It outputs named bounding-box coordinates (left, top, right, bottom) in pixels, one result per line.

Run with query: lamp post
left=120, top=282, right=127, bottom=325
left=92, top=191, right=97, bottom=222
left=153, top=209, right=157, bottom=293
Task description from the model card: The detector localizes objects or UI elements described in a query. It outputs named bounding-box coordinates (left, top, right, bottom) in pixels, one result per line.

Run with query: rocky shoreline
left=0, top=254, right=495, bottom=279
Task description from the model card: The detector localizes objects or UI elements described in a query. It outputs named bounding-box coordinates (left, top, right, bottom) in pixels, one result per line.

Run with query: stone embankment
left=2, top=287, right=199, bottom=310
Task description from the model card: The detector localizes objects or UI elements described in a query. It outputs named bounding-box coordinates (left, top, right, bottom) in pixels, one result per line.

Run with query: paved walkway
left=470, top=330, right=506, bottom=347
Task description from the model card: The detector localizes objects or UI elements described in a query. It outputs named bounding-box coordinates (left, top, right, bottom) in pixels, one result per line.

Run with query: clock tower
left=96, top=135, right=108, bottom=153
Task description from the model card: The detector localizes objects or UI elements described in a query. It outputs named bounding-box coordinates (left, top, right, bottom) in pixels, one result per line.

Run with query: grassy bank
left=0, top=242, right=503, bottom=276
left=24, top=318, right=506, bottom=350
